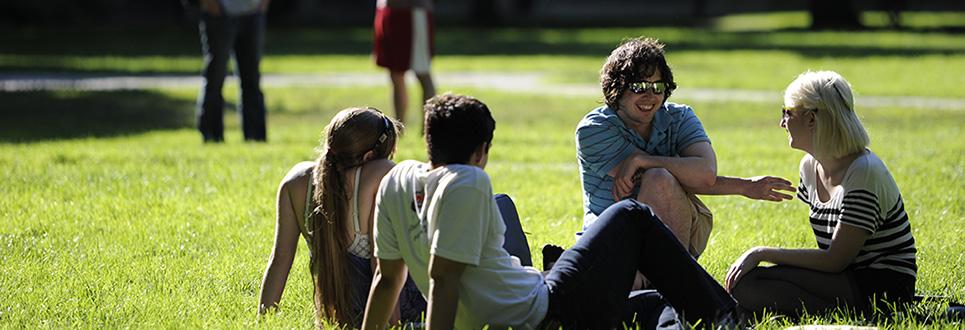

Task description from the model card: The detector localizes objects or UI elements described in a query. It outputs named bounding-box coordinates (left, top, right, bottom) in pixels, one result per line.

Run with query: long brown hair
left=308, top=107, right=401, bottom=326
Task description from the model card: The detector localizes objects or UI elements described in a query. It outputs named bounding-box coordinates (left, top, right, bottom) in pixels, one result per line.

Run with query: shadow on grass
left=1, top=27, right=962, bottom=66
left=0, top=90, right=194, bottom=143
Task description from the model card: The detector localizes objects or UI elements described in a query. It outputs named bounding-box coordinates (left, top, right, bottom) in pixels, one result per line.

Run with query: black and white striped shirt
left=797, top=151, right=917, bottom=279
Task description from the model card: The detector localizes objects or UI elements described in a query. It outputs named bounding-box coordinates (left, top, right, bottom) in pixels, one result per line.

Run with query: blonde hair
left=783, top=71, right=869, bottom=158
left=309, top=107, right=402, bottom=325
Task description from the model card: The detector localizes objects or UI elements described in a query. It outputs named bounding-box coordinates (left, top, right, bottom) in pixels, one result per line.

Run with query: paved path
left=3, top=72, right=964, bottom=110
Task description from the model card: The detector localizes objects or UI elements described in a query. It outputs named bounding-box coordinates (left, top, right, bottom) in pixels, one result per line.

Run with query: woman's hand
left=741, top=176, right=795, bottom=202
left=725, top=247, right=765, bottom=292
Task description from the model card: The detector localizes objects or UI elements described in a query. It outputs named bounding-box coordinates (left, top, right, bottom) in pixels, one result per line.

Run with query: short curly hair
left=600, top=37, right=677, bottom=109
left=424, top=93, right=495, bottom=165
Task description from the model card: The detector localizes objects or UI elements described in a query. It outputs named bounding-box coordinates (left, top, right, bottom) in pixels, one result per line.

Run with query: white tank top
left=303, top=166, right=372, bottom=259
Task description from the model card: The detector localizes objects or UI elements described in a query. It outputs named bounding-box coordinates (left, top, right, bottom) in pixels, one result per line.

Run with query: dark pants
left=198, top=12, right=267, bottom=142
left=544, top=200, right=735, bottom=329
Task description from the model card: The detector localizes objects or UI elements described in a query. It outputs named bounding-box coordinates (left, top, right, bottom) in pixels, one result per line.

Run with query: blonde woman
left=259, top=108, right=425, bottom=326
left=726, top=71, right=916, bottom=316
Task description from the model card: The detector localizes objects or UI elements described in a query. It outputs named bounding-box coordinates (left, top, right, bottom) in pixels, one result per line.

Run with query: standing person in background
left=373, top=0, right=437, bottom=126
left=197, top=0, right=269, bottom=142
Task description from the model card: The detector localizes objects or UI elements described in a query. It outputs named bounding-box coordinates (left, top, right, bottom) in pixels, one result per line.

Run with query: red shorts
left=373, top=6, right=434, bottom=72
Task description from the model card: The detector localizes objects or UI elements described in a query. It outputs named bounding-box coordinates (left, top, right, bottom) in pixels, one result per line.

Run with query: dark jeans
left=346, top=253, right=426, bottom=328
left=495, top=193, right=533, bottom=267
left=544, top=200, right=735, bottom=329
left=198, top=12, right=267, bottom=142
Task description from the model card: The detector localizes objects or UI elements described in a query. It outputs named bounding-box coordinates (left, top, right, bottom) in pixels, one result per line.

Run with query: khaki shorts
left=687, top=193, right=714, bottom=258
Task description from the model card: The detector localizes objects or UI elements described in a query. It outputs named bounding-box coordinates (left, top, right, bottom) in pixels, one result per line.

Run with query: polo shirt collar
left=604, top=104, right=670, bottom=144
left=650, top=103, right=671, bottom=139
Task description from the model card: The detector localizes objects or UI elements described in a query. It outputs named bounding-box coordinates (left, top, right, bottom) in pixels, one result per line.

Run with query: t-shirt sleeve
left=430, top=186, right=489, bottom=266
left=796, top=178, right=809, bottom=204
left=674, top=107, right=711, bottom=152
left=374, top=188, right=402, bottom=260
left=840, top=189, right=880, bottom=233
left=796, top=156, right=812, bottom=204
left=576, top=121, right=634, bottom=177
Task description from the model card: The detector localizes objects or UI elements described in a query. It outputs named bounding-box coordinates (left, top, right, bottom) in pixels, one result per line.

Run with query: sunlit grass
left=2, top=16, right=964, bottom=327
left=1, top=84, right=962, bottom=328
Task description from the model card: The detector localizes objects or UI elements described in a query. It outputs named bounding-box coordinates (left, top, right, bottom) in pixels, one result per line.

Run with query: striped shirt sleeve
left=674, top=107, right=710, bottom=152
left=796, top=178, right=809, bottom=203
left=840, top=189, right=881, bottom=233
left=576, top=122, right=634, bottom=177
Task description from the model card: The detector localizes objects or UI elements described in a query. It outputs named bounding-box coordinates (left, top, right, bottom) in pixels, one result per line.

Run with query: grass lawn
left=1, top=12, right=964, bottom=328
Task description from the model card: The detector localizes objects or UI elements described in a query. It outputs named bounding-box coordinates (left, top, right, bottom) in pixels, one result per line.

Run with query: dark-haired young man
left=577, top=37, right=795, bottom=270
left=363, top=93, right=740, bottom=329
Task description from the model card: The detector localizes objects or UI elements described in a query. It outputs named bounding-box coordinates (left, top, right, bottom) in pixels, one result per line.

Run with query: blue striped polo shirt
left=575, top=103, right=710, bottom=232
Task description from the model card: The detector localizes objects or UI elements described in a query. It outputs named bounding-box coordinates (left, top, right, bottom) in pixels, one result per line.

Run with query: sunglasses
left=628, top=81, right=670, bottom=95
left=781, top=107, right=816, bottom=120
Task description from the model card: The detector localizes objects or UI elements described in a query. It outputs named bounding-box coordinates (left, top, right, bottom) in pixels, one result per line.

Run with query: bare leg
left=731, top=265, right=859, bottom=317
left=415, top=72, right=435, bottom=104
left=636, top=168, right=696, bottom=250
left=631, top=168, right=697, bottom=290
left=389, top=70, right=408, bottom=124
left=414, top=72, right=435, bottom=133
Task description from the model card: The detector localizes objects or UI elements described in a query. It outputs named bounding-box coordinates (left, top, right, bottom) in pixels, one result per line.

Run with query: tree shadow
left=6, top=26, right=964, bottom=58
left=0, top=26, right=962, bottom=74
left=0, top=90, right=195, bottom=143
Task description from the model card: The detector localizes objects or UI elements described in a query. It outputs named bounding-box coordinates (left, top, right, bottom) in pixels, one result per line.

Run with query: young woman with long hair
left=725, top=71, right=917, bottom=317
left=258, top=107, right=425, bottom=327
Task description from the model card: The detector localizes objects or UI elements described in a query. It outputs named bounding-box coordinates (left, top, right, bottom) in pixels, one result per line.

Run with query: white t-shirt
left=374, top=160, right=549, bottom=329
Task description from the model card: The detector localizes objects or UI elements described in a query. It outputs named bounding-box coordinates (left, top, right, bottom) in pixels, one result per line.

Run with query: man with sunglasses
left=575, top=38, right=795, bottom=288
left=364, top=93, right=743, bottom=329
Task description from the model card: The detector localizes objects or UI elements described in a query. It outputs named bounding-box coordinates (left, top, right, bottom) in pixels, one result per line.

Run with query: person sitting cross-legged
left=576, top=37, right=794, bottom=262
left=363, top=93, right=742, bottom=329
left=725, top=71, right=917, bottom=318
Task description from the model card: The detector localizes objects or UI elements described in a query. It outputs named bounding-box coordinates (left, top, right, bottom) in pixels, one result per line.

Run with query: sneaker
left=712, top=306, right=750, bottom=330
left=948, top=303, right=965, bottom=321
left=542, top=244, right=564, bottom=271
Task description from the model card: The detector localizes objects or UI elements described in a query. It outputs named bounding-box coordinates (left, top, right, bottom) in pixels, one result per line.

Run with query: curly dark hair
left=600, top=37, right=677, bottom=109
left=424, top=93, right=495, bottom=165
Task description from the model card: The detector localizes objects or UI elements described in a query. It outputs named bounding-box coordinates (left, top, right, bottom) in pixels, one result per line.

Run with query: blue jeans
left=197, top=12, right=267, bottom=142
left=544, top=200, right=735, bottom=329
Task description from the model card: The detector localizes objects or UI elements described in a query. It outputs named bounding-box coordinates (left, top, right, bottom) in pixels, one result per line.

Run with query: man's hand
left=611, top=154, right=642, bottom=201
left=200, top=0, right=222, bottom=16
left=740, top=176, right=794, bottom=202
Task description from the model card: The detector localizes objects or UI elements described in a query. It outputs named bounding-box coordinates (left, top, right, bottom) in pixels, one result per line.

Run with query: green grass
left=2, top=17, right=965, bottom=328
left=1, top=85, right=963, bottom=328
left=2, top=12, right=965, bottom=97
